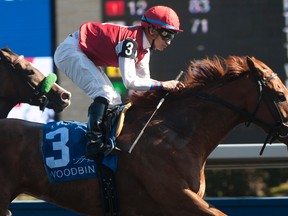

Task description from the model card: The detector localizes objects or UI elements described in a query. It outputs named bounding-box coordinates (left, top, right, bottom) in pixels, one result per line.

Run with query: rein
left=184, top=72, right=288, bottom=155
left=13, top=55, right=24, bottom=65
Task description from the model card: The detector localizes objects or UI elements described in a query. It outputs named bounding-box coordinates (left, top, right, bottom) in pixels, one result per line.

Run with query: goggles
left=156, top=28, right=176, bottom=42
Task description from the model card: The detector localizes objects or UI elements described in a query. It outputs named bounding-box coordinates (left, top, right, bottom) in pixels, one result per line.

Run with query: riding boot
left=85, top=97, right=109, bottom=159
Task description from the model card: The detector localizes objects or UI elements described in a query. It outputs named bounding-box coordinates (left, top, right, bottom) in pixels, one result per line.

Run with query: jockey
left=54, top=5, right=185, bottom=159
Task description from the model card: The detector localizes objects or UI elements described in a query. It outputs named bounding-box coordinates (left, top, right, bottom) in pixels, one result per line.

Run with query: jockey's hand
left=162, top=80, right=185, bottom=92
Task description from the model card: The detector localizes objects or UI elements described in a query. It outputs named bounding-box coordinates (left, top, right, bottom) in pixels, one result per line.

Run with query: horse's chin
left=47, top=103, right=70, bottom=113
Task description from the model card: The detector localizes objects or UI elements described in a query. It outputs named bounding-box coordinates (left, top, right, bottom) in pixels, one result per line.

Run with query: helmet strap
left=147, top=25, right=157, bottom=50
left=150, top=39, right=155, bottom=50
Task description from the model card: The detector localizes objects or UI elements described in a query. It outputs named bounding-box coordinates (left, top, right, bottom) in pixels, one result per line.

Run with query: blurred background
left=1, top=0, right=288, bottom=198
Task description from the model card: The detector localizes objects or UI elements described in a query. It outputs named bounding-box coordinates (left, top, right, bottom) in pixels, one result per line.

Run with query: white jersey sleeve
left=118, top=55, right=153, bottom=91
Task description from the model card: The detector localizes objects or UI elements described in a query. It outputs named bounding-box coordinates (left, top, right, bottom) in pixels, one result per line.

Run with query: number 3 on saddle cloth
left=41, top=103, right=131, bottom=183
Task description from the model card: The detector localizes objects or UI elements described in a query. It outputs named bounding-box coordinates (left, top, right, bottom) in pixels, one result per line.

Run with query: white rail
left=206, top=143, right=288, bottom=169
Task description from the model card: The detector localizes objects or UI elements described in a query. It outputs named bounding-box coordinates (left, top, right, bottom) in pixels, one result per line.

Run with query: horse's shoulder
left=0, top=119, right=43, bottom=136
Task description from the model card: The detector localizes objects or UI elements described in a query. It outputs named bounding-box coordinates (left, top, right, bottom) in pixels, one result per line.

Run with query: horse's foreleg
left=143, top=176, right=226, bottom=216
left=182, top=189, right=227, bottom=216
left=0, top=196, right=13, bottom=216
left=145, top=180, right=226, bottom=215
left=0, top=209, right=12, bottom=216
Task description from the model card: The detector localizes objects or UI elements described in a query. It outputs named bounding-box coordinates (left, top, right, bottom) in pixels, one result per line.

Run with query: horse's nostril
left=61, top=92, right=71, bottom=101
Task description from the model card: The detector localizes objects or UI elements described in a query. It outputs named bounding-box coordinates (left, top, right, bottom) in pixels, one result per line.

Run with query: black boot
left=85, top=97, right=110, bottom=159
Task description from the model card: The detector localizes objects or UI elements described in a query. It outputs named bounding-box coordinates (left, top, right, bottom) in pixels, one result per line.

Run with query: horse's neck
left=166, top=100, right=240, bottom=156
left=191, top=81, right=257, bottom=155
left=166, top=82, right=253, bottom=157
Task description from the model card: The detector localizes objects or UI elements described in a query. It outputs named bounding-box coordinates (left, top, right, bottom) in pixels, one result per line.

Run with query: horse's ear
left=246, top=56, right=255, bottom=70
left=246, top=56, right=255, bottom=69
left=0, top=49, right=4, bottom=60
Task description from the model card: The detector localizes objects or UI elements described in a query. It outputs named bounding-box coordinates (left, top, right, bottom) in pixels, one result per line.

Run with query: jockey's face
left=156, top=28, right=175, bottom=42
left=153, top=34, right=171, bottom=51
left=146, top=27, right=174, bottom=51
left=153, top=29, right=175, bottom=51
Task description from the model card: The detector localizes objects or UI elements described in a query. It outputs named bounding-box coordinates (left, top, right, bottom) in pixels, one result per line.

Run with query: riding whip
left=128, top=70, right=184, bottom=154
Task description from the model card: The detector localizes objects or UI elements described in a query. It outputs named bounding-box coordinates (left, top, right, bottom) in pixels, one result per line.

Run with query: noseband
left=185, top=72, right=288, bottom=155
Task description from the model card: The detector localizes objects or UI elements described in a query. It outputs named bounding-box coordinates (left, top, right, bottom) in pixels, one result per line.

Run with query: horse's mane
left=128, top=56, right=250, bottom=105
left=184, top=55, right=250, bottom=88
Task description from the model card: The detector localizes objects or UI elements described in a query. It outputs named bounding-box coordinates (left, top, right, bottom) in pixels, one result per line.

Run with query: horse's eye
left=277, top=93, right=286, bottom=102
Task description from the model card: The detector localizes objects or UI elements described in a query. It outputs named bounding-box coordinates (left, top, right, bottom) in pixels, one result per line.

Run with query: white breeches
left=54, top=32, right=122, bottom=106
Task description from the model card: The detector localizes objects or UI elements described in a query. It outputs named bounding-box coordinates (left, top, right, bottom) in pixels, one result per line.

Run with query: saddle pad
left=41, top=121, right=118, bottom=183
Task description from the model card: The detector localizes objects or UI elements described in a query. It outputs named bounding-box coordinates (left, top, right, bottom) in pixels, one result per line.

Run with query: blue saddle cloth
left=41, top=120, right=118, bottom=183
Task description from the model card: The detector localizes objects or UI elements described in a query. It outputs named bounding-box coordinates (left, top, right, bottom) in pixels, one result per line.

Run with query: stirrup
left=104, top=138, right=121, bottom=156
left=85, top=140, right=103, bottom=159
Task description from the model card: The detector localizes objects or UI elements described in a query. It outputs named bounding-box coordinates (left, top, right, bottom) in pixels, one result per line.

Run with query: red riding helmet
left=141, top=5, right=183, bottom=33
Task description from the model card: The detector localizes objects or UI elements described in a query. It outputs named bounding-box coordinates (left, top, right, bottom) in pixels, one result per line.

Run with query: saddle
left=103, top=102, right=132, bottom=153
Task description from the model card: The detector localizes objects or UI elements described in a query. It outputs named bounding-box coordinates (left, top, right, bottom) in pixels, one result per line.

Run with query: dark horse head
left=0, top=47, right=71, bottom=117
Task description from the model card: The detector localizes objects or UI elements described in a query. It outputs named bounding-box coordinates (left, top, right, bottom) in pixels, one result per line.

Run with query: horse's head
left=0, top=47, right=71, bottom=113
left=245, top=56, right=288, bottom=149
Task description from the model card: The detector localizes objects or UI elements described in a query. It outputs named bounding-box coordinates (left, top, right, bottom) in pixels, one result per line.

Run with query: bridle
left=184, top=71, right=288, bottom=155
left=255, top=73, right=288, bottom=154
left=0, top=52, right=54, bottom=111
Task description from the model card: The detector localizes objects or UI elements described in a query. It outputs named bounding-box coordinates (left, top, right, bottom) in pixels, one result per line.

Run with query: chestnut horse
left=0, top=47, right=71, bottom=117
left=1, top=56, right=288, bottom=216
